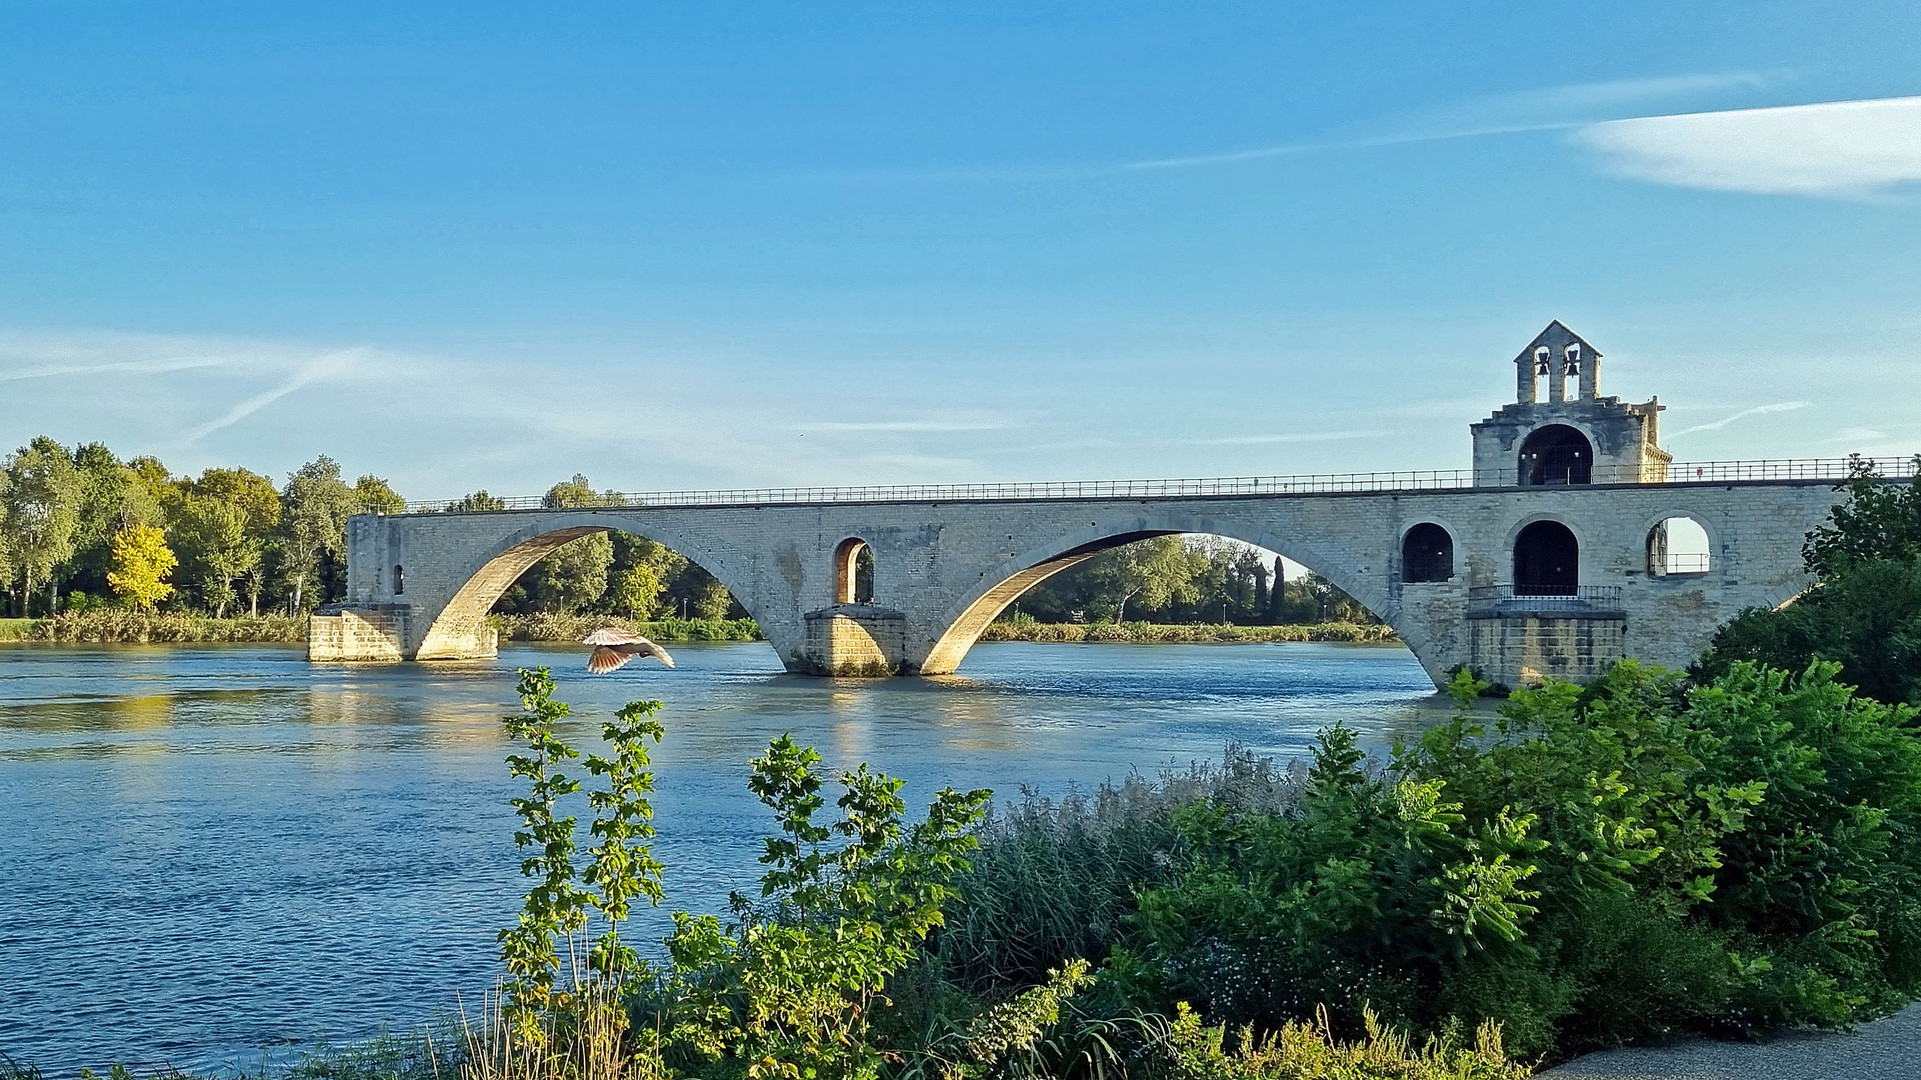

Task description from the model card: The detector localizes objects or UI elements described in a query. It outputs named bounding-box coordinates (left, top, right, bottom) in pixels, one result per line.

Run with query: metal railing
left=1653, top=553, right=1713, bottom=575
left=1468, top=585, right=1626, bottom=615
left=399, top=454, right=1919, bottom=515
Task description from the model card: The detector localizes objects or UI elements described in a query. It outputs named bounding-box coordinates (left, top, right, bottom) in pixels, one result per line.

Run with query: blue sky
left=2, top=2, right=1918, bottom=498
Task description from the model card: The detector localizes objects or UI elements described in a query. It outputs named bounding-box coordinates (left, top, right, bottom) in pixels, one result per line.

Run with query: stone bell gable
left=1471, top=321, right=1671, bottom=486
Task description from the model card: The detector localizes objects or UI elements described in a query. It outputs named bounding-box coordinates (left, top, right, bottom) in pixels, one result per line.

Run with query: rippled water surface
left=0, top=639, right=1440, bottom=1071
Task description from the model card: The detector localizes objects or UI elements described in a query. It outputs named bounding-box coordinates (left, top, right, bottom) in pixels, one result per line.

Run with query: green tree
left=3, top=437, right=83, bottom=616
left=1699, top=459, right=1921, bottom=705
left=279, top=456, right=357, bottom=612
left=1094, top=535, right=1201, bottom=621
left=107, top=523, right=177, bottom=611
left=65, top=443, right=162, bottom=601
left=610, top=563, right=665, bottom=619
left=172, top=496, right=261, bottom=617
left=183, top=467, right=281, bottom=615
left=448, top=489, right=507, bottom=512
left=353, top=474, right=406, bottom=516
left=529, top=475, right=614, bottom=613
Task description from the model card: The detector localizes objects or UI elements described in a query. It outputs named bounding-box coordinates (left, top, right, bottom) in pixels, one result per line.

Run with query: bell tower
left=1473, top=322, right=1669, bottom=486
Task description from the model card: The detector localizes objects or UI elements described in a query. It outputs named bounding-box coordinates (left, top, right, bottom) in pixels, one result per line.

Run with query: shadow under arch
left=917, top=518, right=1412, bottom=678
left=413, top=512, right=768, bottom=661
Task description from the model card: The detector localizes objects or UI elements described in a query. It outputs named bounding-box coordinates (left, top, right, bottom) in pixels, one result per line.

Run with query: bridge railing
left=398, top=454, right=1919, bottom=515
left=1467, top=585, right=1627, bottom=615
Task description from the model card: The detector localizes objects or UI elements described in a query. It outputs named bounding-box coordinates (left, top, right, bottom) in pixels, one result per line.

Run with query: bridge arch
left=915, top=513, right=1414, bottom=678
left=412, top=513, right=769, bottom=661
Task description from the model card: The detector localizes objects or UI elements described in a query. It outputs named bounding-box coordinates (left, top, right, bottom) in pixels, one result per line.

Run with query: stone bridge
left=311, top=324, right=1916, bottom=688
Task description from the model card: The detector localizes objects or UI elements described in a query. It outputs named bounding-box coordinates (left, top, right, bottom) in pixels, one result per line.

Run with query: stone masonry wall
left=327, top=478, right=1843, bottom=687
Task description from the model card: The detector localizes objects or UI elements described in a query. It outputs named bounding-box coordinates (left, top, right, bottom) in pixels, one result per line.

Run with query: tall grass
left=937, top=746, right=1303, bottom=992
left=11, top=611, right=307, bottom=643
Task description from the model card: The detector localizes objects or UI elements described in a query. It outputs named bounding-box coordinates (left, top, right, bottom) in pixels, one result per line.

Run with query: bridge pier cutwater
left=310, top=323, right=1915, bottom=688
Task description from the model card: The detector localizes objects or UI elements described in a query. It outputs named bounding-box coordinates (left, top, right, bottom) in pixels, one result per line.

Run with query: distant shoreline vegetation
left=0, top=611, right=305, bottom=643
left=980, top=617, right=1398, bottom=644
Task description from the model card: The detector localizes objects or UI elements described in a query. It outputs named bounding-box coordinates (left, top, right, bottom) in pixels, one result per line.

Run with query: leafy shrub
left=27, top=610, right=306, bottom=642
left=937, top=660, right=1921, bottom=1065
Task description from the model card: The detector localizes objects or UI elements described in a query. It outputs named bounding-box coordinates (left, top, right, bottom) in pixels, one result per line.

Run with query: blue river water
left=0, top=639, right=1441, bottom=1072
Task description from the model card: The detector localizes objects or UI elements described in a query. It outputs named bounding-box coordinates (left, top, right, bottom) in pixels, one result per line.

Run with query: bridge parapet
left=392, top=455, right=1917, bottom=515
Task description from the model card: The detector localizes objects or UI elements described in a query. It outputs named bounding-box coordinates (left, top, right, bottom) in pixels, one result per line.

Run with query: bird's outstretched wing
left=585, top=633, right=675, bottom=673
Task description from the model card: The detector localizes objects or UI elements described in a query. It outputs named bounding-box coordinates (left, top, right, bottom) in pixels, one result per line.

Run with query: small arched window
left=834, top=538, right=874, bottom=604
left=1648, top=517, right=1711, bottom=576
left=1519, top=424, right=1593, bottom=486
left=393, top=564, right=405, bottom=595
left=1514, top=521, right=1578, bottom=596
left=1401, top=523, right=1454, bottom=583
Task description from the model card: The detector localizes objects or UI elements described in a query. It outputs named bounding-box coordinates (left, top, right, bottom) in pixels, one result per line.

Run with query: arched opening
left=920, top=530, right=1397, bottom=676
left=1519, top=424, right=1593, bottom=486
left=834, top=538, right=874, bottom=604
left=1401, top=523, right=1453, bottom=583
left=1514, top=521, right=1579, bottom=596
left=1648, top=516, right=1712, bottom=576
left=392, top=564, right=404, bottom=595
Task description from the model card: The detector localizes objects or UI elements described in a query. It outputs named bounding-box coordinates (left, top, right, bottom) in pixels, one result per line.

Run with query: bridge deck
left=398, top=455, right=1917, bottom=515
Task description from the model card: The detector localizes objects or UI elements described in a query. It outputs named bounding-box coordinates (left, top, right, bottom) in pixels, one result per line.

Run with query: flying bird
left=582, top=628, right=676, bottom=674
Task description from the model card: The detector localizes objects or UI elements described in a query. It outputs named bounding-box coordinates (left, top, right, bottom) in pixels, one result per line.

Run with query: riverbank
left=0, top=611, right=306, bottom=643
left=978, top=619, right=1398, bottom=643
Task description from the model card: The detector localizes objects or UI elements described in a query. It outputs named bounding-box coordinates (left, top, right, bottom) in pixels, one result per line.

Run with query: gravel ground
left=1539, top=1003, right=1921, bottom=1079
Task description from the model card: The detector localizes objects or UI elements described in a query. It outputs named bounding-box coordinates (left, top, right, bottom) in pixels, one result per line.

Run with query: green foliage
left=281, top=456, right=360, bottom=613
left=1156, top=1003, right=1526, bottom=1080
left=653, top=734, right=992, bottom=1078
left=3, top=437, right=83, bottom=615
left=496, top=668, right=666, bottom=1055
left=1699, top=462, right=1921, bottom=705
left=930, top=660, right=1921, bottom=1066
left=172, top=496, right=262, bottom=617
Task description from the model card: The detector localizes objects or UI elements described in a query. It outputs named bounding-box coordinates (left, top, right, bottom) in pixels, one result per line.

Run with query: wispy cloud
left=0, top=354, right=233, bottom=382
left=1120, top=72, right=1775, bottom=171
left=1669, top=401, right=1809, bottom=438
left=791, top=418, right=1015, bottom=433
left=1195, top=429, right=1393, bottom=446
left=183, top=349, right=362, bottom=443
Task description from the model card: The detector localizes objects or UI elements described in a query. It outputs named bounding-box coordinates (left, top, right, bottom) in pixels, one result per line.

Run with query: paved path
left=1540, top=1003, right=1921, bottom=1078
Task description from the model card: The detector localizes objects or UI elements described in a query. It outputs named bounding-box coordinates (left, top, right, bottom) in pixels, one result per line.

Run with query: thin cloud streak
left=183, top=350, right=362, bottom=443
left=1669, top=401, right=1809, bottom=438
left=1196, top=429, right=1394, bottom=446
left=791, top=418, right=1016, bottom=433
left=0, top=355, right=233, bottom=382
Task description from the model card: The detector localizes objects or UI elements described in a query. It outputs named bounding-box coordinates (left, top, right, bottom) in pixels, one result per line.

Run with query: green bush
left=496, top=613, right=763, bottom=644
left=933, top=660, right=1921, bottom=1065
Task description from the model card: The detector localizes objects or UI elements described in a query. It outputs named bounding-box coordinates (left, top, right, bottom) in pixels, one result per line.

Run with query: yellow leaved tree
left=107, top=523, right=176, bottom=611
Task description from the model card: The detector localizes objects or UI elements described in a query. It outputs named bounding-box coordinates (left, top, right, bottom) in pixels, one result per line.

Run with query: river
left=0, top=639, right=1442, bottom=1071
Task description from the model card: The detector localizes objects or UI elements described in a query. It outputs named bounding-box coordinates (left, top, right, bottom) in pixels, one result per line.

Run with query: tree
left=1699, top=459, right=1921, bottom=705
left=3, top=437, right=83, bottom=616
left=1094, top=535, right=1201, bottom=622
left=279, top=456, right=357, bottom=613
left=173, top=496, right=260, bottom=618
left=609, top=564, right=665, bottom=619
left=184, top=467, right=281, bottom=614
left=449, top=490, right=507, bottom=512
left=525, top=475, right=615, bottom=613
left=108, top=523, right=176, bottom=611
left=353, top=474, right=406, bottom=516
left=65, top=443, right=162, bottom=601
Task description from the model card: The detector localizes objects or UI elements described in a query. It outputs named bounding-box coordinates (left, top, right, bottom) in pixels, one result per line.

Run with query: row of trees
left=0, top=438, right=406, bottom=618
left=1010, top=535, right=1374, bottom=625
left=485, top=474, right=742, bottom=621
